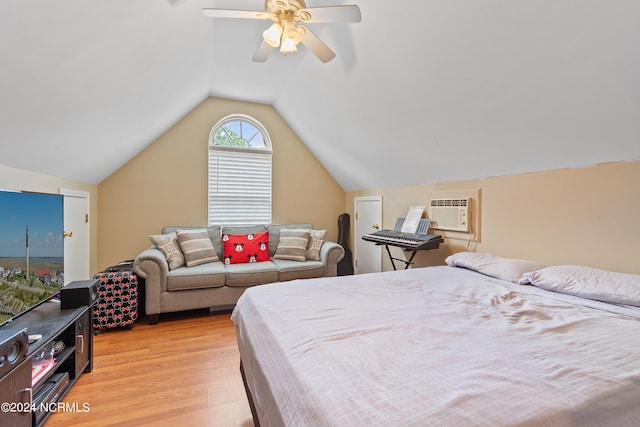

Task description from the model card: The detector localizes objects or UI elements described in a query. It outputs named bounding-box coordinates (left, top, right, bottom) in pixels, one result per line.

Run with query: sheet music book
left=401, top=205, right=425, bottom=233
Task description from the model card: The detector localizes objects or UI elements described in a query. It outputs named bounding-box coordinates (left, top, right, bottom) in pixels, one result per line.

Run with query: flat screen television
left=0, top=189, right=64, bottom=327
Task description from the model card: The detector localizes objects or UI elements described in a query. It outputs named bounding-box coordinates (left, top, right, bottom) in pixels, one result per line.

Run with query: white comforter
left=232, top=266, right=640, bottom=426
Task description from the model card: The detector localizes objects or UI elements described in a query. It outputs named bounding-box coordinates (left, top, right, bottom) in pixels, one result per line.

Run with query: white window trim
left=208, top=114, right=273, bottom=153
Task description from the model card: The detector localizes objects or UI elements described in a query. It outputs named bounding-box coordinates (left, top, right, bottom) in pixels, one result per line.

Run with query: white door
left=354, top=196, right=382, bottom=274
left=61, top=189, right=90, bottom=284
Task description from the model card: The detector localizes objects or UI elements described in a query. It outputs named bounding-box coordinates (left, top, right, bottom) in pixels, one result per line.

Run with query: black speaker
left=0, top=328, right=28, bottom=379
left=60, top=279, right=99, bottom=309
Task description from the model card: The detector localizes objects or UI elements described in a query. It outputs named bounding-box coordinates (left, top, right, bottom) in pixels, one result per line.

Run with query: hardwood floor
left=45, top=309, right=254, bottom=427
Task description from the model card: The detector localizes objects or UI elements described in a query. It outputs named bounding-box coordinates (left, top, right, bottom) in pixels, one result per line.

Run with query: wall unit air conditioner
left=429, top=198, right=470, bottom=232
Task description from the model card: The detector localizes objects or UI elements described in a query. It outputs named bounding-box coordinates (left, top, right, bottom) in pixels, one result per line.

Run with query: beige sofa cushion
left=163, top=225, right=223, bottom=259
left=267, top=223, right=312, bottom=256
left=273, top=228, right=311, bottom=262
left=176, top=229, right=219, bottom=267
left=149, top=232, right=185, bottom=270
left=306, top=229, right=327, bottom=261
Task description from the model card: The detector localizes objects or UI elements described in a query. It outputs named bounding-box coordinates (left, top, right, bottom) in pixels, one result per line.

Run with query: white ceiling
left=1, top=0, right=639, bottom=191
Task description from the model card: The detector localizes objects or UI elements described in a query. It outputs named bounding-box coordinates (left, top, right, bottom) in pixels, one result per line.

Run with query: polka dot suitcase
left=92, top=268, right=139, bottom=332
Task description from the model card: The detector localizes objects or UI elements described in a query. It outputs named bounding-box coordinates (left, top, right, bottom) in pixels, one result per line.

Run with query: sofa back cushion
left=221, top=224, right=267, bottom=235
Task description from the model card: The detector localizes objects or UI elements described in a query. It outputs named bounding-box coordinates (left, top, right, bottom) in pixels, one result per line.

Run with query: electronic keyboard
left=361, top=230, right=443, bottom=250
left=361, top=217, right=443, bottom=270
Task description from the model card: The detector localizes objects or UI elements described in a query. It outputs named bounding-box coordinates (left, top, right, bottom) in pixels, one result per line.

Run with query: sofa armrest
left=133, top=247, right=169, bottom=317
left=320, top=241, right=345, bottom=277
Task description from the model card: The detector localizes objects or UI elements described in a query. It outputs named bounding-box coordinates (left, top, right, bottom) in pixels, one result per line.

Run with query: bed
left=231, top=252, right=640, bottom=426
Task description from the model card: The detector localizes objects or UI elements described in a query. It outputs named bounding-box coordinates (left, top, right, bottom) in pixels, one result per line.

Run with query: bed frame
left=240, top=361, right=261, bottom=427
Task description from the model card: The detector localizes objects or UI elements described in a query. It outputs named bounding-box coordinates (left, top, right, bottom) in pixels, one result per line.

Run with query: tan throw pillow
left=306, top=229, right=327, bottom=261
left=149, top=232, right=185, bottom=270
left=176, top=229, right=219, bottom=267
left=273, top=229, right=311, bottom=262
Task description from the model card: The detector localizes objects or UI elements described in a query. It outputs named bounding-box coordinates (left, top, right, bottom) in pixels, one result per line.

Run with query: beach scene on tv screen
left=0, top=191, right=64, bottom=324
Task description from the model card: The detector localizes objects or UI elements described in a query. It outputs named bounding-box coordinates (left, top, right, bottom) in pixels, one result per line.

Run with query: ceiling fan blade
left=252, top=40, right=273, bottom=63
left=299, top=5, right=361, bottom=23
left=202, top=8, right=270, bottom=20
left=299, top=26, right=336, bottom=63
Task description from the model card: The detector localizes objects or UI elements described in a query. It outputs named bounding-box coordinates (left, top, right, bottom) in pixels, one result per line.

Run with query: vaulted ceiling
left=1, top=0, right=639, bottom=191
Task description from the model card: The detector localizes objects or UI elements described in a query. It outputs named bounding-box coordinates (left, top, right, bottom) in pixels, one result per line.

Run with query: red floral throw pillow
left=222, top=232, right=270, bottom=264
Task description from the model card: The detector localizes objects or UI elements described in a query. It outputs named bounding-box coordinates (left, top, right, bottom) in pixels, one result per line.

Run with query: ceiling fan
left=202, top=0, right=361, bottom=63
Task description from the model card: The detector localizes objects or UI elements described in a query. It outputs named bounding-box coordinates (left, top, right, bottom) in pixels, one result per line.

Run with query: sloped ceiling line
left=0, top=1, right=638, bottom=189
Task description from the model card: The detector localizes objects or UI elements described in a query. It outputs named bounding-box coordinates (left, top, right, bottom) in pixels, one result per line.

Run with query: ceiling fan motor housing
left=266, top=0, right=311, bottom=22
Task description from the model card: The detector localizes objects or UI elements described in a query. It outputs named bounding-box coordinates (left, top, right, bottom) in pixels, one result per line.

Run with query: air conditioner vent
left=430, top=198, right=470, bottom=232
left=431, top=199, right=468, bottom=208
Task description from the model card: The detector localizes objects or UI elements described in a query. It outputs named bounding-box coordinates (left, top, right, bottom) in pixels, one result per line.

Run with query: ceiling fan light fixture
left=263, top=23, right=283, bottom=47
left=278, top=20, right=302, bottom=55
left=280, top=36, right=298, bottom=55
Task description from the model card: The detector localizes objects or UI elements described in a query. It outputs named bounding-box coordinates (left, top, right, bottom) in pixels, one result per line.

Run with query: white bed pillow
left=523, top=265, right=640, bottom=307
left=445, top=252, right=546, bottom=283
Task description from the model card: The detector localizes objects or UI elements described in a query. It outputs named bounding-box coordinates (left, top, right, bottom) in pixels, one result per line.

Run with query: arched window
left=208, top=115, right=272, bottom=225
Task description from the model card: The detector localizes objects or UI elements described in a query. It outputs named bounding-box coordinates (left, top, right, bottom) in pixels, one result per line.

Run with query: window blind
left=208, top=149, right=272, bottom=225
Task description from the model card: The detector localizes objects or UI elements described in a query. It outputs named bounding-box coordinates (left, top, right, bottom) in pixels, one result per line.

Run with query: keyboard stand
left=383, top=245, right=419, bottom=270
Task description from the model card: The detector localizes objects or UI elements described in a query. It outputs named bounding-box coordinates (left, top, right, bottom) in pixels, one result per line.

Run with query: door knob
left=64, top=231, right=73, bottom=238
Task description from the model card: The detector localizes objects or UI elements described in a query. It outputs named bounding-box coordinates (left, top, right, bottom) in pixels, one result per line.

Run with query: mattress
left=232, top=266, right=640, bottom=426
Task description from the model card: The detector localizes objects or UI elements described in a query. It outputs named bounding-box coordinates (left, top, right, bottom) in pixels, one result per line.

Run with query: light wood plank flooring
left=45, top=309, right=254, bottom=427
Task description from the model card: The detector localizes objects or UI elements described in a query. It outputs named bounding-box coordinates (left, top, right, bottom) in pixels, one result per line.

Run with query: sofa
left=134, top=223, right=345, bottom=324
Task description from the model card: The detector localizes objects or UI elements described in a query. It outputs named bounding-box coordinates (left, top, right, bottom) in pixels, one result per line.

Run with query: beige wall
left=0, top=164, right=99, bottom=275
left=347, top=160, right=640, bottom=275
left=97, top=97, right=346, bottom=270
left=5, top=120, right=639, bottom=277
